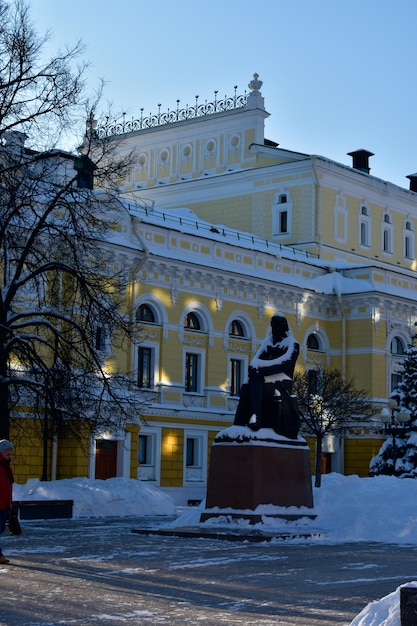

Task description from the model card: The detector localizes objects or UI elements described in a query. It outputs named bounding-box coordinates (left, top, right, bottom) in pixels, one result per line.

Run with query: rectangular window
left=186, top=437, right=198, bottom=467
left=307, top=369, right=318, bottom=394
left=138, top=429, right=160, bottom=483
left=383, top=229, right=391, bottom=252
left=230, top=358, right=244, bottom=396
left=138, top=346, right=154, bottom=388
left=183, top=430, right=208, bottom=484
left=279, top=210, right=288, bottom=234
left=405, top=235, right=412, bottom=259
left=360, top=221, right=368, bottom=246
left=391, top=373, right=402, bottom=393
left=139, top=434, right=149, bottom=465
left=95, top=327, right=106, bottom=351
left=185, top=352, right=199, bottom=392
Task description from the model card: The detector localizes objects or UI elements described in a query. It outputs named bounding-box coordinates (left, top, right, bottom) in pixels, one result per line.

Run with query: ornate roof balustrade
left=96, top=87, right=248, bottom=138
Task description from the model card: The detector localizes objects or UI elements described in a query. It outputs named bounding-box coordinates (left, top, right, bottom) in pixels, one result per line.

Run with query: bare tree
left=293, top=368, right=372, bottom=487
left=0, top=0, right=142, bottom=452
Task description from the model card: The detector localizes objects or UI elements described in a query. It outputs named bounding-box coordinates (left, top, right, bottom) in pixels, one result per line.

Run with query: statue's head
left=270, top=313, right=289, bottom=343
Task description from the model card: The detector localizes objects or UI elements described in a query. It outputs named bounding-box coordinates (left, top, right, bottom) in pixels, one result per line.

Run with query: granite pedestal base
left=200, top=426, right=315, bottom=524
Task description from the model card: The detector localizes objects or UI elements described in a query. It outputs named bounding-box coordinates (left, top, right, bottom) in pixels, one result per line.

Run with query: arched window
left=307, top=334, right=320, bottom=351
left=184, top=312, right=201, bottom=331
left=229, top=319, right=245, bottom=337
left=136, top=304, right=155, bottom=323
left=391, top=336, right=405, bottom=355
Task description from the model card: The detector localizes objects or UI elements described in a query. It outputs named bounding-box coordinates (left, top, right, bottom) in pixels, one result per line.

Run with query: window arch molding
left=134, top=294, right=168, bottom=339
left=302, top=325, right=331, bottom=366
left=179, top=302, right=214, bottom=347
left=223, top=310, right=256, bottom=350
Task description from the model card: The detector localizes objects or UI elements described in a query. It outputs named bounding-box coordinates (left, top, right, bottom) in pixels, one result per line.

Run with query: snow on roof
left=111, top=198, right=417, bottom=301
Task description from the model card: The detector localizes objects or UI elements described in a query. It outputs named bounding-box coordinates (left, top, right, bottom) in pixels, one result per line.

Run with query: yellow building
left=11, top=74, right=417, bottom=504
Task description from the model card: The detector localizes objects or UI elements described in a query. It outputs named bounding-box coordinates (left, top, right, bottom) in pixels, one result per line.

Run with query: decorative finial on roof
left=248, top=73, right=263, bottom=92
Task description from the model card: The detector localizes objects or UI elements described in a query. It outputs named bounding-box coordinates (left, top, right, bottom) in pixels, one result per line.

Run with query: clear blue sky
left=30, top=0, right=417, bottom=188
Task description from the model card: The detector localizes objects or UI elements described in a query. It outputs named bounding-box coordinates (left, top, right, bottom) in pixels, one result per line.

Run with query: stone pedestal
left=200, top=426, right=315, bottom=524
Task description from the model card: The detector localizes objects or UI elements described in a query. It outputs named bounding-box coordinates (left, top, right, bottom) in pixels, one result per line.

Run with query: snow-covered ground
left=11, top=472, right=417, bottom=625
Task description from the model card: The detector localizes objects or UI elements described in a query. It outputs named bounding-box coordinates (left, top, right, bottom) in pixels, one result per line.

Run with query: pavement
left=1, top=516, right=417, bottom=625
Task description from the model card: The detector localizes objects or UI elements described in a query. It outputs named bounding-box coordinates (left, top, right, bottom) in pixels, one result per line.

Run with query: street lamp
left=379, top=398, right=411, bottom=472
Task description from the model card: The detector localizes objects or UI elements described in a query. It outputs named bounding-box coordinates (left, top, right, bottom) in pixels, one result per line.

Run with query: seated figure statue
left=233, top=312, right=300, bottom=439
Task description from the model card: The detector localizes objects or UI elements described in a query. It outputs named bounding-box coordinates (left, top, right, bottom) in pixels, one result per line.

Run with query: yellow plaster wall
left=160, top=427, right=183, bottom=486
left=10, top=422, right=46, bottom=483
left=344, top=437, right=385, bottom=477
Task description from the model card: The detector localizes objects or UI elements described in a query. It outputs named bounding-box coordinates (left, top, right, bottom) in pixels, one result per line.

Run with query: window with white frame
left=390, top=336, right=406, bottom=395
left=404, top=220, right=414, bottom=259
left=184, top=351, right=202, bottom=393
left=307, top=333, right=321, bottom=351
left=229, top=356, right=246, bottom=396
left=359, top=205, right=371, bottom=246
left=382, top=213, right=393, bottom=253
left=137, top=345, right=154, bottom=388
left=272, top=190, right=292, bottom=236
left=136, top=303, right=156, bottom=323
left=138, top=428, right=160, bottom=482
left=184, top=430, right=207, bottom=483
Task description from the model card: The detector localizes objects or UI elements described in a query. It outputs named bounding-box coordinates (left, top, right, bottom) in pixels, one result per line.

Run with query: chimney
left=347, top=149, right=374, bottom=174
left=406, top=173, right=417, bottom=192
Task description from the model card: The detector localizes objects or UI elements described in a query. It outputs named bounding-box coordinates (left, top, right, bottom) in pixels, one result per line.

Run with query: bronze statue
left=233, top=313, right=300, bottom=438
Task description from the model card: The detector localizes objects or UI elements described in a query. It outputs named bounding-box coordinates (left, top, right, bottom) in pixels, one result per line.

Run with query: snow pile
left=9, top=473, right=417, bottom=625
left=13, top=477, right=176, bottom=518
left=350, top=581, right=417, bottom=626
left=170, top=473, right=417, bottom=546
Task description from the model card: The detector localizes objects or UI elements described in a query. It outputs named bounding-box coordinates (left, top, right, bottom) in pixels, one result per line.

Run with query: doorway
left=95, top=439, right=117, bottom=479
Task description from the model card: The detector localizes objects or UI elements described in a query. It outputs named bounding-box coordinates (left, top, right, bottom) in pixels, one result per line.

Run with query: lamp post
left=379, top=399, right=411, bottom=473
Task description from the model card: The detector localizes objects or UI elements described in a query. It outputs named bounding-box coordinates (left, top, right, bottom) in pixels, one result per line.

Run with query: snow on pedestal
left=200, top=426, right=316, bottom=524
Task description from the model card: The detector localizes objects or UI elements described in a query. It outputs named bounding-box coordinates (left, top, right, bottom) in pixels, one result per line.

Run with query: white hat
left=0, top=439, right=13, bottom=454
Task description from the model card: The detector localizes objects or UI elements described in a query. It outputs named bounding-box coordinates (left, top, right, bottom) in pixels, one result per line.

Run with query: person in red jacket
left=0, top=439, right=14, bottom=564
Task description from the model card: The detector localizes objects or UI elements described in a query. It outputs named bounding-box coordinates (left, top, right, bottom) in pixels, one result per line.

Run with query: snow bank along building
left=11, top=74, right=417, bottom=504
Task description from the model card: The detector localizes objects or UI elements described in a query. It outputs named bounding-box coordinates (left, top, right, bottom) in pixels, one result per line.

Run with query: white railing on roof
left=126, top=200, right=316, bottom=259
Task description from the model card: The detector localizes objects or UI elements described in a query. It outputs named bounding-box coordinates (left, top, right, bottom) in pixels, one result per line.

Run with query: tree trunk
left=0, top=380, right=10, bottom=439
left=315, top=435, right=323, bottom=488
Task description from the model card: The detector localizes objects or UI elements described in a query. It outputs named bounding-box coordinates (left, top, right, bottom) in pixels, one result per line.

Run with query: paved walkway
left=1, top=516, right=416, bottom=625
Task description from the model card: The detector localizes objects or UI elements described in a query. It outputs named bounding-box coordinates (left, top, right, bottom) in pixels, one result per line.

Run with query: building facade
left=9, top=74, right=417, bottom=504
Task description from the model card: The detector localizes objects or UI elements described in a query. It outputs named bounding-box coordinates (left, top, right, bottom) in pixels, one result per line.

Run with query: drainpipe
left=51, top=435, right=58, bottom=480
left=336, top=290, right=346, bottom=381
